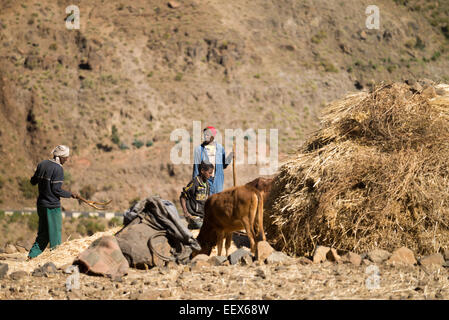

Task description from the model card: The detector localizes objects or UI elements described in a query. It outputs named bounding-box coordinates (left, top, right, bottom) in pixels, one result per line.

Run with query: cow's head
left=193, top=225, right=217, bottom=257
left=246, top=177, right=273, bottom=199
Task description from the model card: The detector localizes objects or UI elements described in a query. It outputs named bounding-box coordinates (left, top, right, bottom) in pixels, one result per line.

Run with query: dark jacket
left=180, top=176, right=210, bottom=218
left=30, top=159, right=72, bottom=208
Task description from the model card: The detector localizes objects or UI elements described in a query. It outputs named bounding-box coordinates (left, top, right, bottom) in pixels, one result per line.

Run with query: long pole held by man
left=27, top=145, right=80, bottom=260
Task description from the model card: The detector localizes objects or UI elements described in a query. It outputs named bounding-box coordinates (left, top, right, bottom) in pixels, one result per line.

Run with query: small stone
left=298, top=257, right=313, bottom=265
left=191, top=254, right=210, bottom=264
left=326, top=248, right=341, bottom=263
left=42, top=262, right=58, bottom=273
left=0, top=263, right=8, bottom=279
left=367, top=249, right=391, bottom=264
left=32, top=262, right=59, bottom=277
left=16, top=240, right=32, bottom=251
left=342, top=252, right=362, bottom=266
left=266, top=251, right=292, bottom=265
left=4, top=244, right=18, bottom=254
left=256, top=241, right=274, bottom=262
left=167, top=1, right=181, bottom=9
left=208, top=256, right=227, bottom=266
left=228, top=248, right=251, bottom=265
left=359, top=31, right=367, bottom=40
left=10, top=270, right=28, bottom=280
left=419, top=253, right=444, bottom=267
left=386, top=247, right=417, bottom=266
left=313, top=246, right=330, bottom=263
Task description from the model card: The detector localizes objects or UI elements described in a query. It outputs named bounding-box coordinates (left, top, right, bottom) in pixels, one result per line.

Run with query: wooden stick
left=77, top=196, right=111, bottom=210
left=233, top=139, right=236, bottom=187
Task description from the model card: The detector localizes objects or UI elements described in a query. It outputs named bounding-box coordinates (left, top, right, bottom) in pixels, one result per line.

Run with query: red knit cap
left=204, top=126, right=217, bottom=136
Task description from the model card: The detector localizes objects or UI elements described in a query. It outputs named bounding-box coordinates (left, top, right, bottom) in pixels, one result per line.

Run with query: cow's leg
left=216, top=230, right=225, bottom=257
left=241, top=216, right=256, bottom=254
left=224, top=233, right=232, bottom=256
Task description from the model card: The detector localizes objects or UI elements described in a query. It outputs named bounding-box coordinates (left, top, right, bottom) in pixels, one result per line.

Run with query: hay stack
left=266, top=82, right=449, bottom=257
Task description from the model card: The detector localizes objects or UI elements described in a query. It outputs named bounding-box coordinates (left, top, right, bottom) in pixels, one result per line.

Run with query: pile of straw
left=266, top=82, right=449, bottom=256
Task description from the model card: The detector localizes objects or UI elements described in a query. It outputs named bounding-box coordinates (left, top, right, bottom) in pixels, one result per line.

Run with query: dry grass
left=266, top=82, right=449, bottom=257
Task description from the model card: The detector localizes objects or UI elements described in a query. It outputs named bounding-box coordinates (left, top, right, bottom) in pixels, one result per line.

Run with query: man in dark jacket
left=28, top=145, right=79, bottom=259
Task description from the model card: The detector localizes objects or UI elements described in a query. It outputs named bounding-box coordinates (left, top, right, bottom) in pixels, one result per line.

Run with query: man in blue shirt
left=28, top=145, right=79, bottom=259
left=192, top=126, right=233, bottom=195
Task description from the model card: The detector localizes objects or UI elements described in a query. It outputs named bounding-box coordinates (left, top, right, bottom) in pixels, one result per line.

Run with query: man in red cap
left=192, top=126, right=233, bottom=195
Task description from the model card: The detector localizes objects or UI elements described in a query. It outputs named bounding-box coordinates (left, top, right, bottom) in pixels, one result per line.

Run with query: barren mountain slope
left=0, top=0, right=448, bottom=211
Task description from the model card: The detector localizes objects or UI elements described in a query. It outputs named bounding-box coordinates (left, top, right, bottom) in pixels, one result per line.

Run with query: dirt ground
left=1, top=227, right=448, bottom=300
left=1, top=255, right=448, bottom=300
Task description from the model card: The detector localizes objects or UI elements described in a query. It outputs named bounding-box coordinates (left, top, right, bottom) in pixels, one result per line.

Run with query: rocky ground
left=1, top=233, right=449, bottom=300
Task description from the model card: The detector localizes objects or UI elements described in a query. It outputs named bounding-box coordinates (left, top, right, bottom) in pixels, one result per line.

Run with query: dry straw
left=265, top=82, right=449, bottom=257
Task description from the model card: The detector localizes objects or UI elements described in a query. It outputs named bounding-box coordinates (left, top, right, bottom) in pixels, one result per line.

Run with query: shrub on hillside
left=17, top=177, right=38, bottom=199
left=79, top=185, right=96, bottom=200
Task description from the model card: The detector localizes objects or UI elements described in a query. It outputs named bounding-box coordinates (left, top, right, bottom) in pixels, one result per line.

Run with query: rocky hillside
left=0, top=0, right=448, bottom=211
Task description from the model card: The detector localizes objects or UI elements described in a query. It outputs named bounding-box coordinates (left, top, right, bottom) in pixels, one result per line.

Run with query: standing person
left=27, top=145, right=79, bottom=260
left=180, top=162, right=214, bottom=229
left=192, top=126, right=233, bottom=195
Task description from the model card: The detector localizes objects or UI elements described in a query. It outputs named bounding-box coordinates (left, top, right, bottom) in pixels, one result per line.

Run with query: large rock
left=4, top=244, right=18, bottom=254
left=342, top=252, right=362, bottom=266
left=256, top=241, right=274, bottom=262
left=313, top=246, right=330, bottom=263
left=0, top=263, right=8, bottom=279
left=228, top=248, right=252, bottom=265
left=419, top=253, right=445, bottom=267
left=266, top=251, right=292, bottom=265
left=386, top=247, right=417, bottom=266
left=367, top=249, right=391, bottom=264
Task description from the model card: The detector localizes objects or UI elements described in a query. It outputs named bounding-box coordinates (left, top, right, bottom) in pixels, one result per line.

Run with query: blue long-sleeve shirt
left=192, top=142, right=230, bottom=194
left=30, top=159, right=72, bottom=208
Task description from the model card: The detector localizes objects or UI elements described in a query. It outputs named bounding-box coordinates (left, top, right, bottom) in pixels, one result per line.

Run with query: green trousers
left=28, top=206, right=62, bottom=258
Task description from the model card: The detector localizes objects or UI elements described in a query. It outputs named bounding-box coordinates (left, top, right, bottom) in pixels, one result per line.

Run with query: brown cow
left=195, top=177, right=273, bottom=257
left=245, top=177, right=273, bottom=202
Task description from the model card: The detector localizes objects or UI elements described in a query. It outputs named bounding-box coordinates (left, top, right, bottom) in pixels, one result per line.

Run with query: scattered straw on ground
left=2, top=227, right=122, bottom=273
left=266, top=81, right=449, bottom=257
